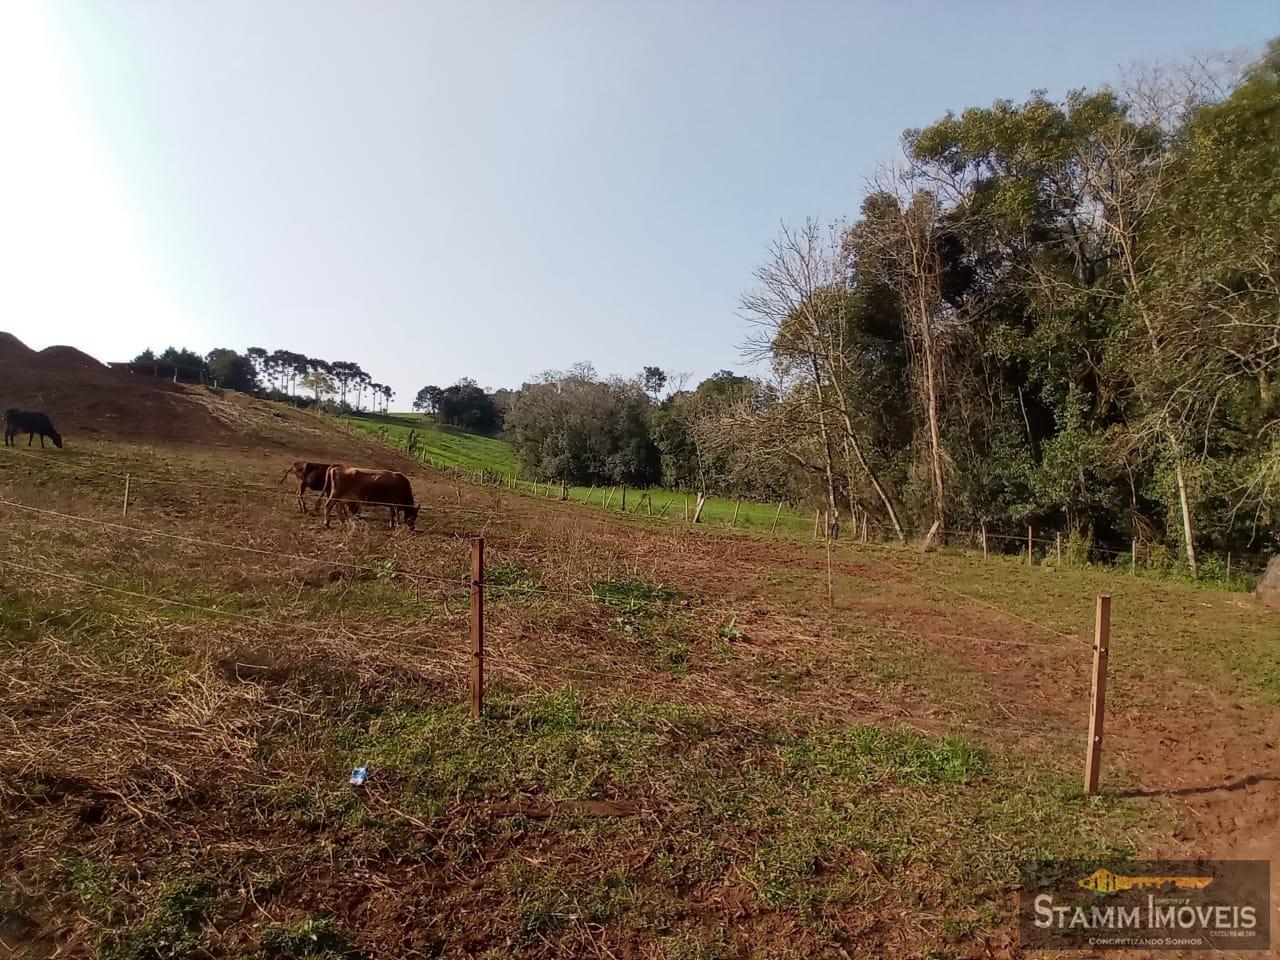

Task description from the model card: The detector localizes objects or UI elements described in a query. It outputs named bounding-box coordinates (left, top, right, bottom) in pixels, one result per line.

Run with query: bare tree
left=743, top=220, right=906, bottom=541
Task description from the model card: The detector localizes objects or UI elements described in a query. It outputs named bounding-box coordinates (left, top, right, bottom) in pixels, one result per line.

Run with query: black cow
left=4, top=410, right=62, bottom=449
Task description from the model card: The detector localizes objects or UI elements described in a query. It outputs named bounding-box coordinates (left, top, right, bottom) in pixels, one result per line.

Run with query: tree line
left=131, top=346, right=395, bottom=412
left=725, top=41, right=1279, bottom=570
left=482, top=42, right=1280, bottom=572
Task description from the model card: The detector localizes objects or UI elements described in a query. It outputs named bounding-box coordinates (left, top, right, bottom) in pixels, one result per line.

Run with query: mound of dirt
left=0, top=332, right=398, bottom=460
left=0, top=331, right=241, bottom=446
left=0, top=332, right=36, bottom=359
left=38, top=345, right=105, bottom=371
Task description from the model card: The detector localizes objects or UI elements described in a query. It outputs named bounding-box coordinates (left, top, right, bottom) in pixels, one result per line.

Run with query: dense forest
left=496, top=42, right=1280, bottom=572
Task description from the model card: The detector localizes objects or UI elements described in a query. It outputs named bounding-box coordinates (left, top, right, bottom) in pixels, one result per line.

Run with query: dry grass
left=0, top=433, right=1275, bottom=959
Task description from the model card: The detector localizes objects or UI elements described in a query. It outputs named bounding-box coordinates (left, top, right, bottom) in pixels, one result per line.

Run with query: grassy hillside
left=343, top=412, right=518, bottom=475
left=2, top=406, right=1278, bottom=957
left=344, top=412, right=817, bottom=536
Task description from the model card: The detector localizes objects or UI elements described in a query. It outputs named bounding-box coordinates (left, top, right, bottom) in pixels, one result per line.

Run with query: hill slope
left=0, top=338, right=1276, bottom=957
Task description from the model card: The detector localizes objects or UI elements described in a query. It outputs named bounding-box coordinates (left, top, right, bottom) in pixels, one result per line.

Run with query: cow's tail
left=278, top=466, right=294, bottom=485
left=322, top=465, right=337, bottom=499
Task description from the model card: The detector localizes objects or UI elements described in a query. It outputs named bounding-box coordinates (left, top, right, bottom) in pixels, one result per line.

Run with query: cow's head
left=402, top=504, right=419, bottom=530
left=50, top=431, right=63, bottom=449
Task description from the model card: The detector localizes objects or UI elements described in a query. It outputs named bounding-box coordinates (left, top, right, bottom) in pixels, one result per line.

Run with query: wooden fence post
left=770, top=501, right=783, bottom=534
left=1226, top=552, right=1232, bottom=583
left=1131, top=538, right=1137, bottom=575
left=1027, top=525, right=1033, bottom=564
left=813, top=509, right=820, bottom=540
left=621, top=485, right=627, bottom=512
left=561, top=478, right=567, bottom=501
left=1083, top=595, right=1111, bottom=794
left=980, top=522, right=988, bottom=558
left=122, top=474, right=130, bottom=518
left=470, top=537, right=485, bottom=720
left=731, top=500, right=741, bottom=528
left=1056, top=532, right=1062, bottom=567
left=826, top=535, right=834, bottom=605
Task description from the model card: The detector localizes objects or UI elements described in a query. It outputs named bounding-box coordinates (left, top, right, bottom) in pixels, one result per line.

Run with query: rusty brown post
left=1084, top=595, right=1111, bottom=794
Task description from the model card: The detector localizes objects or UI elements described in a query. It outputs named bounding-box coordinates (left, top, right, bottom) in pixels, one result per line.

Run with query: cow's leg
left=39, top=433, right=45, bottom=448
left=28, top=432, right=33, bottom=447
left=324, top=494, right=335, bottom=528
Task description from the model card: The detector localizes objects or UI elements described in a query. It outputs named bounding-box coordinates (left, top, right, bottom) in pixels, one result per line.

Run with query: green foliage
left=734, top=44, right=1280, bottom=570
left=205, top=348, right=260, bottom=393
left=780, top=726, right=986, bottom=786
left=431, top=378, right=502, bottom=433
left=101, top=876, right=210, bottom=960
left=486, top=561, right=540, bottom=597
left=57, top=855, right=120, bottom=919
left=716, top=618, right=745, bottom=641
left=505, top=366, right=660, bottom=485
left=260, top=916, right=355, bottom=958
left=591, top=579, right=678, bottom=615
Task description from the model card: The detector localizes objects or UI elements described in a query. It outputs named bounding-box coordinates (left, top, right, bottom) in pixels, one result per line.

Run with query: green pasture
left=342, top=412, right=817, bottom=536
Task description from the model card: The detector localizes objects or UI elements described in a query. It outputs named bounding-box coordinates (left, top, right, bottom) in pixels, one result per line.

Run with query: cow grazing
left=280, top=460, right=349, bottom=515
left=323, top=466, right=418, bottom=530
left=4, top=410, right=62, bottom=449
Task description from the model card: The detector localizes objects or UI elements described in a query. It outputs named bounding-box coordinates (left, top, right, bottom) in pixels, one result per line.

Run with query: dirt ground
left=1, top=338, right=1276, bottom=958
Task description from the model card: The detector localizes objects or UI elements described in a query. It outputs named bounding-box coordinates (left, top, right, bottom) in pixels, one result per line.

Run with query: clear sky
left=2, top=1, right=1276, bottom=404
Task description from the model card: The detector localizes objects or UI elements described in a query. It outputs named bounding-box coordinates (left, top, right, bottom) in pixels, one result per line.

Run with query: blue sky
left=1, top=1, right=1276, bottom=404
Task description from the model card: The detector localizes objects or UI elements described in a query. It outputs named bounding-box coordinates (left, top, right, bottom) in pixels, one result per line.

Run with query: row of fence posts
left=114, top=458, right=1115, bottom=793
left=384, top=422, right=1251, bottom=580
left=157, top=429, right=1115, bottom=794
left=88, top=463, right=1133, bottom=796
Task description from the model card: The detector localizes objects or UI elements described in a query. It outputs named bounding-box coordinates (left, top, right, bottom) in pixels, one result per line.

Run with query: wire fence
left=0, top=442, right=1129, bottom=763
left=0, top=552, right=1088, bottom=749
left=0, top=491, right=1095, bottom=650
left=0, top=461, right=1095, bottom=646
left=366, top=423, right=1271, bottom=587
left=1, top=440, right=1266, bottom=589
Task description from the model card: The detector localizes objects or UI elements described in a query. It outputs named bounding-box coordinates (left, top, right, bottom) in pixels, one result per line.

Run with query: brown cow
left=280, top=461, right=339, bottom=515
left=323, top=466, right=418, bottom=530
